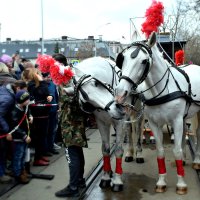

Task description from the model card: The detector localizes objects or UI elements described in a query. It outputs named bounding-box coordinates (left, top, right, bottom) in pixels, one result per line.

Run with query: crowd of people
left=0, top=53, right=90, bottom=198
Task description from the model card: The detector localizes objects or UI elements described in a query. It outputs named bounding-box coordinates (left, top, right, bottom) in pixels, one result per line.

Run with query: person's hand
left=29, top=116, right=33, bottom=124
left=6, top=134, right=13, bottom=141
left=25, top=136, right=31, bottom=144
left=47, top=96, right=53, bottom=102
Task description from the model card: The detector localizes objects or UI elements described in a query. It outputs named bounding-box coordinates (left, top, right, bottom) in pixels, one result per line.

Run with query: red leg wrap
left=103, top=156, right=111, bottom=172
left=115, top=158, right=123, bottom=174
left=149, top=131, right=154, bottom=136
left=157, top=157, right=166, bottom=174
left=176, top=160, right=185, bottom=176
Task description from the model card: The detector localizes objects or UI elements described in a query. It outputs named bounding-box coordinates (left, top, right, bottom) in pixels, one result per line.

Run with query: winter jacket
left=10, top=105, right=31, bottom=141
left=0, top=84, right=16, bottom=134
left=28, top=80, right=53, bottom=117
left=47, top=80, right=59, bottom=113
left=59, top=87, right=88, bottom=148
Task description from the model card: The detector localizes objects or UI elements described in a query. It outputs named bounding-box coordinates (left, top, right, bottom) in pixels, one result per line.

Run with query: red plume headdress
left=141, top=0, right=164, bottom=39
left=175, top=50, right=185, bottom=66
left=36, top=54, right=74, bottom=85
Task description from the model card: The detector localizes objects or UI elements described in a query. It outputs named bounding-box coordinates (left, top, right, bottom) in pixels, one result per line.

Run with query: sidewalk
left=1, top=128, right=104, bottom=200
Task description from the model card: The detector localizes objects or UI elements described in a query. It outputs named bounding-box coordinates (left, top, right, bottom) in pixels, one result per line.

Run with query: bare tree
left=185, top=35, right=200, bottom=65
left=75, top=41, right=94, bottom=60
left=192, top=0, right=200, bottom=12
left=159, top=0, right=200, bottom=64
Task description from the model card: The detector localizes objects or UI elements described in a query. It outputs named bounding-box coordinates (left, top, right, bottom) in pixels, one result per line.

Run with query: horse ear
left=147, top=32, right=157, bottom=47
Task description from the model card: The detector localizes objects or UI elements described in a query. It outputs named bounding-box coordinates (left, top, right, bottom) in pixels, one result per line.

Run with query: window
left=2, top=49, right=6, bottom=53
left=116, top=47, right=119, bottom=53
left=60, top=47, right=65, bottom=52
left=37, top=48, right=41, bottom=52
left=25, top=49, right=29, bottom=53
left=19, top=49, right=24, bottom=53
left=44, top=48, right=47, bottom=53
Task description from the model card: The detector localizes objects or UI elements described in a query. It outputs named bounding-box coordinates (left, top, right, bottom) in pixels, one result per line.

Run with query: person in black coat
left=22, top=67, right=53, bottom=166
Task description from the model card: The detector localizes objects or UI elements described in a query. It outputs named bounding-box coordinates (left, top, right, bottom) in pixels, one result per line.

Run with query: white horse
left=65, top=57, right=144, bottom=191
left=114, top=32, right=200, bottom=195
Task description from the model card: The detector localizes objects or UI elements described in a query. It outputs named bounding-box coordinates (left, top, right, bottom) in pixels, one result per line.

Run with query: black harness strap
left=172, top=65, right=191, bottom=96
left=119, top=75, right=138, bottom=90
left=145, top=91, right=191, bottom=106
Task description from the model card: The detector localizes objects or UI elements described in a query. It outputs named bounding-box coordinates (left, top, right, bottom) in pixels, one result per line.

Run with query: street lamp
left=41, top=0, right=44, bottom=55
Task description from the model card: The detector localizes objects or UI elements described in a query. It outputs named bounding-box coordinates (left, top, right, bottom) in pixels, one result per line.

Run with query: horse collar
left=73, top=74, right=91, bottom=99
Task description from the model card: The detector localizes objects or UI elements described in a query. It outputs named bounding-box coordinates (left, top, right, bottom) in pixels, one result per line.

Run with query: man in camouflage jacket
left=53, top=53, right=88, bottom=198
left=59, top=89, right=88, bottom=148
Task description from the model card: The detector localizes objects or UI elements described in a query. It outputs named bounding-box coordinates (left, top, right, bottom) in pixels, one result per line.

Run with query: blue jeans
left=12, top=142, right=27, bottom=177
left=65, top=146, right=85, bottom=190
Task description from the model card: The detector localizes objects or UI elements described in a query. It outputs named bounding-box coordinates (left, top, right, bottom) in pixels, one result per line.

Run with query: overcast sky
left=0, top=0, right=176, bottom=43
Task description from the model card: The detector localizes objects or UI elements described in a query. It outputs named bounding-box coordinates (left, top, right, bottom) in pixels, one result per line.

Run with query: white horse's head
left=115, top=32, right=157, bottom=103
left=66, top=57, right=125, bottom=119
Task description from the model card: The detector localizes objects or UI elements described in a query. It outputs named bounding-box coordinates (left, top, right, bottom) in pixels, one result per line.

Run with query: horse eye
left=142, top=59, right=148, bottom=65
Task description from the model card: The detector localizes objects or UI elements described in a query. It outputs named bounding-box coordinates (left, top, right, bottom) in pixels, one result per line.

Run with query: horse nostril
left=116, top=104, right=121, bottom=109
left=116, top=103, right=124, bottom=111
left=124, top=91, right=128, bottom=97
left=116, top=104, right=125, bottom=116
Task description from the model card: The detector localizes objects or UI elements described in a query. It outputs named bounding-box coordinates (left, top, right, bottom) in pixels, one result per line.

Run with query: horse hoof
left=192, top=163, right=200, bottom=170
left=150, top=139, right=156, bottom=144
left=136, top=157, right=144, bottom=163
left=155, top=185, right=166, bottom=193
left=111, top=184, right=123, bottom=192
left=171, top=139, right=174, bottom=144
left=99, top=179, right=111, bottom=189
left=108, top=170, right=113, bottom=178
left=176, top=186, right=187, bottom=195
left=125, top=156, right=134, bottom=162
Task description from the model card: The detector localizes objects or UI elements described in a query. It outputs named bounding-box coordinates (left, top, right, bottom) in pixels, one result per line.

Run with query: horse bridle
left=118, top=41, right=152, bottom=90
left=73, top=72, right=116, bottom=112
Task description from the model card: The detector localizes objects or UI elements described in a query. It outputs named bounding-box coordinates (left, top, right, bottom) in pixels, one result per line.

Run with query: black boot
left=55, top=185, right=80, bottom=197
left=25, top=161, right=32, bottom=178
left=78, top=178, right=86, bottom=189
